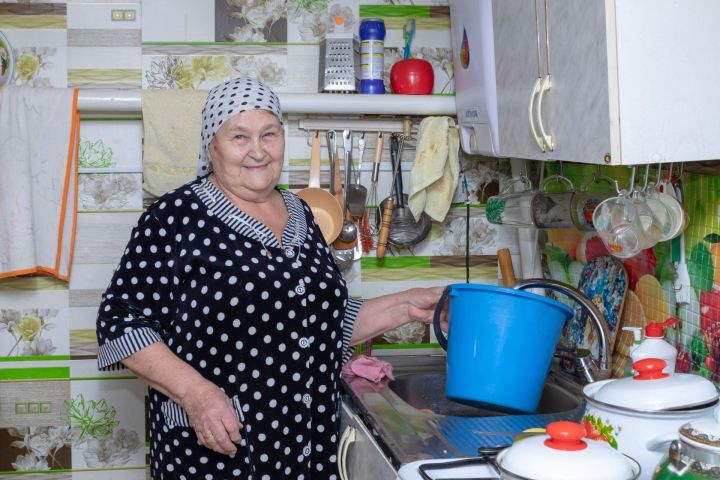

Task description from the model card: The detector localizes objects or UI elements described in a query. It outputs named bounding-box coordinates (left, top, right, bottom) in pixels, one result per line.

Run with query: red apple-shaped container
left=390, top=58, right=434, bottom=95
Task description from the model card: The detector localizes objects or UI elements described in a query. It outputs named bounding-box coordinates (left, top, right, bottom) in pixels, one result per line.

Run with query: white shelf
left=77, top=90, right=457, bottom=116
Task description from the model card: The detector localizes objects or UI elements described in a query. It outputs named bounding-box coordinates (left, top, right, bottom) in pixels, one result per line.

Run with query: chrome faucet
left=513, top=278, right=611, bottom=382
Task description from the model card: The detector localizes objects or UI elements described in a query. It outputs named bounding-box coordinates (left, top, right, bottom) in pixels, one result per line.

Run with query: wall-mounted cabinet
left=452, top=0, right=720, bottom=165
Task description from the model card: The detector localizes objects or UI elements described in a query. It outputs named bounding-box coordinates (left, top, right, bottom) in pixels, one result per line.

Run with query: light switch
left=124, top=9, right=136, bottom=21
left=111, top=9, right=124, bottom=21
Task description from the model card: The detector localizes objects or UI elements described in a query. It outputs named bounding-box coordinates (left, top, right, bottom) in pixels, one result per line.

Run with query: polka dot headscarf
left=197, top=77, right=282, bottom=177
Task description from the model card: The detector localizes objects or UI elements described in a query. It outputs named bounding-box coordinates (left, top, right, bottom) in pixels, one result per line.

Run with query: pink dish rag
left=341, top=355, right=395, bottom=383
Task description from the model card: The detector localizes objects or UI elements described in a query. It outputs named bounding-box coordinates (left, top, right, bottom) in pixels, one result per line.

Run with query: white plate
left=0, top=31, right=14, bottom=86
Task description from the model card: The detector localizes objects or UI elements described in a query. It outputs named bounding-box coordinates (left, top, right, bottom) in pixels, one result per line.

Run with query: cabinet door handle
left=528, top=76, right=546, bottom=152
left=338, top=426, right=357, bottom=480
left=536, top=74, right=555, bottom=151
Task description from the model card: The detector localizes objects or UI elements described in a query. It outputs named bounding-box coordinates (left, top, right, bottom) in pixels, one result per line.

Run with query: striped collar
left=191, top=177, right=307, bottom=250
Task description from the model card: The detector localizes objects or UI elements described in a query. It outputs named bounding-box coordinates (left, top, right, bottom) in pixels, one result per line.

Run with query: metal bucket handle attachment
left=432, top=286, right=452, bottom=350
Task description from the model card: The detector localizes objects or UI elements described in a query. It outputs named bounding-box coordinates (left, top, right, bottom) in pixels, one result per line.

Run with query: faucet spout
left=513, top=278, right=611, bottom=382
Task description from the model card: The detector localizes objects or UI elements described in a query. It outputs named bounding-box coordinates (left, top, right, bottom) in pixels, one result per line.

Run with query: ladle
left=346, top=132, right=367, bottom=216
left=339, top=130, right=359, bottom=243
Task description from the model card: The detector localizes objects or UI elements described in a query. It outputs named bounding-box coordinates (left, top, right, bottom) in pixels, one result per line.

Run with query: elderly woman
left=96, top=77, right=445, bottom=480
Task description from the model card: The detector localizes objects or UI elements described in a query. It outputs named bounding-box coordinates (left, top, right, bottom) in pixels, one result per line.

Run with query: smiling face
left=207, top=108, right=285, bottom=201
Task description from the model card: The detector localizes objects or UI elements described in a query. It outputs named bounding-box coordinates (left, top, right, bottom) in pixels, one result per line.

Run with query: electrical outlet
left=111, top=9, right=136, bottom=21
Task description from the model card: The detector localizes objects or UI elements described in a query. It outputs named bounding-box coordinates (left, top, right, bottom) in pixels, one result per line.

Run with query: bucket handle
left=433, top=286, right=452, bottom=350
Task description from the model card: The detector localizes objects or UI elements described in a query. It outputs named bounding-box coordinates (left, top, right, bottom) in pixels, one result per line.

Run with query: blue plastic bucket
left=433, top=284, right=573, bottom=413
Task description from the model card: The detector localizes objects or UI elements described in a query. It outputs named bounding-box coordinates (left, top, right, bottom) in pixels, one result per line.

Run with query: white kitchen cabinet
left=338, top=400, right=397, bottom=480
left=453, top=0, right=720, bottom=165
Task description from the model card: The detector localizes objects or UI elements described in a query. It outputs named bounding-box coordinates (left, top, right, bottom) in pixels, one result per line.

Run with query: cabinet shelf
left=77, top=90, right=457, bottom=116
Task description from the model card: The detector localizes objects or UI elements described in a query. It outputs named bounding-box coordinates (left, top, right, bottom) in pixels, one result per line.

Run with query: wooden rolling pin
left=376, top=197, right=394, bottom=259
left=497, top=248, right=517, bottom=287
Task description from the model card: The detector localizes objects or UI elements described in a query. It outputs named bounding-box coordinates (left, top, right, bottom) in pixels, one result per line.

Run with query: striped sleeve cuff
left=97, top=326, right=163, bottom=371
left=341, top=298, right=363, bottom=364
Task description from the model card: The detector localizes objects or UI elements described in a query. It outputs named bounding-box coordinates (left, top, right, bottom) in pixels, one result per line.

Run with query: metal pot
left=583, top=359, right=719, bottom=480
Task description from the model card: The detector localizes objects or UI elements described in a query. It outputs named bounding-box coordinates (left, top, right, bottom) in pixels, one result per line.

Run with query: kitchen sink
left=341, top=355, right=586, bottom=466
left=389, top=371, right=580, bottom=417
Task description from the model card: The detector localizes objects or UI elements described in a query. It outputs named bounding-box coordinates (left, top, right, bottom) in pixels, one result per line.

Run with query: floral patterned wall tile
left=216, top=0, right=288, bottom=42
left=288, top=0, right=360, bottom=43
left=3, top=29, right=67, bottom=87
left=79, top=120, right=142, bottom=174
left=0, top=285, right=70, bottom=362
left=142, top=47, right=288, bottom=91
left=68, top=379, right=146, bottom=471
left=0, top=424, right=72, bottom=473
left=0, top=365, right=72, bottom=474
left=0, top=309, right=69, bottom=360
left=78, top=173, right=143, bottom=212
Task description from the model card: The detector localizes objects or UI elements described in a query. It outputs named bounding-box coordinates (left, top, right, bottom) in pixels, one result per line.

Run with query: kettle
left=653, top=408, right=720, bottom=479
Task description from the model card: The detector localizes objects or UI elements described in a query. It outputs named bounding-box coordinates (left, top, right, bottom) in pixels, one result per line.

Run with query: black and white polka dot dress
left=96, top=177, right=361, bottom=480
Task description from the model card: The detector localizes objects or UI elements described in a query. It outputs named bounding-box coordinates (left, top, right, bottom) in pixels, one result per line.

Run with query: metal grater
left=318, top=33, right=360, bottom=93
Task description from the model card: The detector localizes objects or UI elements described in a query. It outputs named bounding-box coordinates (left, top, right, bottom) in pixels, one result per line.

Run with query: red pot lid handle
left=632, top=358, right=669, bottom=381
left=544, top=422, right=587, bottom=451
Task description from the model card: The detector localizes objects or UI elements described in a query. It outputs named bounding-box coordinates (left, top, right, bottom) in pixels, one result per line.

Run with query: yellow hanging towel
left=408, top=116, right=459, bottom=223
left=142, top=89, right=208, bottom=197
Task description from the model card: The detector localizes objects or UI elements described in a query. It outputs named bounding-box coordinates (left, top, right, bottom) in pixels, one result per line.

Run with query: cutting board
left=611, top=290, right=647, bottom=377
left=564, top=256, right=628, bottom=361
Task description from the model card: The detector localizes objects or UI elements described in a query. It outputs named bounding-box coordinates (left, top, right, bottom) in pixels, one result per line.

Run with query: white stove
left=396, top=458, right=498, bottom=480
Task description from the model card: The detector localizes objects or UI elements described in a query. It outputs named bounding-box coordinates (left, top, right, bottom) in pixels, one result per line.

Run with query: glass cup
left=655, top=180, right=688, bottom=241
left=486, top=177, right=536, bottom=227
left=530, top=175, right=575, bottom=229
left=631, top=189, right=663, bottom=249
left=592, top=191, right=648, bottom=258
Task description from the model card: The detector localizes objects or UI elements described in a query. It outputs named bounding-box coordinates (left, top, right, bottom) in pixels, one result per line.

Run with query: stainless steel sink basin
left=341, top=355, right=586, bottom=466
left=389, top=371, right=580, bottom=417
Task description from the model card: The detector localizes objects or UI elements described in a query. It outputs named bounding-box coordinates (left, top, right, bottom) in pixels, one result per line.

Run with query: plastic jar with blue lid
left=359, top=18, right=385, bottom=94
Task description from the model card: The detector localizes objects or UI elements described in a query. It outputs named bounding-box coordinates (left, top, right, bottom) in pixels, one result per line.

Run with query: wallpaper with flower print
left=0, top=426, right=73, bottom=472
left=0, top=309, right=69, bottom=360
left=216, top=0, right=288, bottom=42
left=66, top=381, right=145, bottom=471
left=143, top=52, right=287, bottom=90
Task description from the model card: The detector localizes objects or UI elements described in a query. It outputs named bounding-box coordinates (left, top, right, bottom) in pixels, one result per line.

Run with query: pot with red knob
left=583, top=358, right=719, bottom=480
left=493, top=421, right=641, bottom=479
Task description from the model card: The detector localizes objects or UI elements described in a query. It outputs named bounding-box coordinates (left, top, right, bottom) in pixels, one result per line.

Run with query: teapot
left=653, top=408, right=720, bottom=479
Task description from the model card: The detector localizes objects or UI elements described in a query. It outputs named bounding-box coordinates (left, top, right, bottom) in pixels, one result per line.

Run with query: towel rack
left=77, top=89, right=456, bottom=116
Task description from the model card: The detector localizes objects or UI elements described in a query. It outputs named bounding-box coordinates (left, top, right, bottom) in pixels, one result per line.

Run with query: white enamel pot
left=582, top=359, right=719, bottom=480
left=494, top=421, right=641, bottom=479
